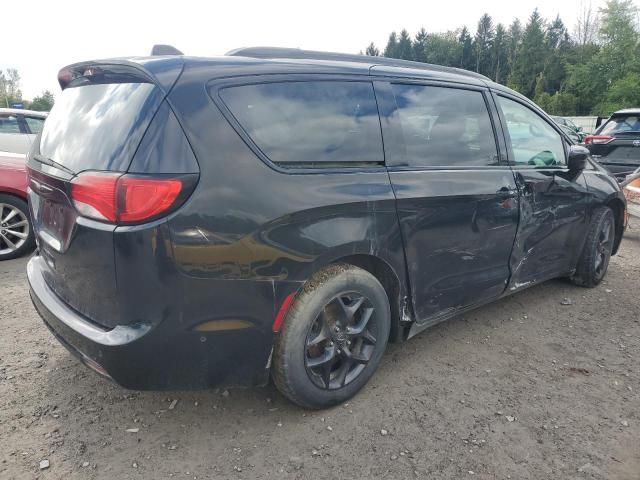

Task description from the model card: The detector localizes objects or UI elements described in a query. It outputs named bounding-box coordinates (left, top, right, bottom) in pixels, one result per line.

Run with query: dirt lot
left=1, top=231, right=639, bottom=480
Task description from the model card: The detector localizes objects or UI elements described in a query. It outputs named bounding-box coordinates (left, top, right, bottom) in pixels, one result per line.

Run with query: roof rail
left=226, top=46, right=490, bottom=81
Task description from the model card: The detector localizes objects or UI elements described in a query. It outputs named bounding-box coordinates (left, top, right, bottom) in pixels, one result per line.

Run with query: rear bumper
left=27, top=255, right=275, bottom=389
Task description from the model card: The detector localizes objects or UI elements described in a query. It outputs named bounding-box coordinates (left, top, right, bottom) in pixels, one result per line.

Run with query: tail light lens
left=584, top=135, right=615, bottom=145
left=71, top=172, right=185, bottom=224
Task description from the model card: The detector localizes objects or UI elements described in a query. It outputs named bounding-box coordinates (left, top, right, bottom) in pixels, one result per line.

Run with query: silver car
left=0, top=108, right=47, bottom=157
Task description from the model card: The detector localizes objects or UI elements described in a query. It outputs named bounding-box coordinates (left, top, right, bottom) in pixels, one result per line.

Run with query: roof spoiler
left=150, top=44, right=184, bottom=56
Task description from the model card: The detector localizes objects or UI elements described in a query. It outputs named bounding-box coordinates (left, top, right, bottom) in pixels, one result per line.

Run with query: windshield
left=39, top=82, right=162, bottom=173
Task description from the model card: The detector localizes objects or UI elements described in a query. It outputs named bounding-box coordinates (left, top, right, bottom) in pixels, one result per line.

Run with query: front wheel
left=272, top=264, right=390, bottom=409
left=570, top=207, right=615, bottom=287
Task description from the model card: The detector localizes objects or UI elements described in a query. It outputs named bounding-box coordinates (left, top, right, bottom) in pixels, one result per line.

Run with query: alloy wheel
left=0, top=203, right=30, bottom=256
left=304, top=292, right=378, bottom=390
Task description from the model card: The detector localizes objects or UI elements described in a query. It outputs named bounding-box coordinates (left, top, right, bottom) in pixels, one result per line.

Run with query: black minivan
left=28, top=48, right=626, bottom=408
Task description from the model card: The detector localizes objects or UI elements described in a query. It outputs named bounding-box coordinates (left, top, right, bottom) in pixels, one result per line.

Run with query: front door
left=376, top=81, right=519, bottom=325
left=493, top=94, right=589, bottom=288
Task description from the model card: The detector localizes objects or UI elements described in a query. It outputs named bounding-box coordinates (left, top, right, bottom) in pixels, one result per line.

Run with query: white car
left=0, top=108, right=47, bottom=157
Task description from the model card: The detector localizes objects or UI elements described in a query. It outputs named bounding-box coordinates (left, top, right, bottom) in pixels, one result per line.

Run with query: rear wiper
left=32, top=154, right=76, bottom=176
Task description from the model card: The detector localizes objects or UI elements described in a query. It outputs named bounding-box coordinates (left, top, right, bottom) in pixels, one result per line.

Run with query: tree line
left=0, top=69, right=54, bottom=111
left=363, top=0, right=639, bottom=116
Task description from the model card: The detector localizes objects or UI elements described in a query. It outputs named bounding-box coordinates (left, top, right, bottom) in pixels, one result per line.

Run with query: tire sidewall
left=274, top=266, right=390, bottom=408
left=591, top=209, right=615, bottom=284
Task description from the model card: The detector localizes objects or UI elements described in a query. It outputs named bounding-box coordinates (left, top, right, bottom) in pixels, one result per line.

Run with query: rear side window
left=25, top=116, right=45, bottom=134
left=39, top=82, right=162, bottom=173
left=600, top=115, right=640, bottom=135
left=0, top=114, right=21, bottom=134
left=390, top=84, right=499, bottom=167
left=219, top=81, right=383, bottom=167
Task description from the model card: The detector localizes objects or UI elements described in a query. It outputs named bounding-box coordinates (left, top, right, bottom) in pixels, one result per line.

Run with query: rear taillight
left=584, top=135, right=615, bottom=145
left=71, top=172, right=183, bottom=224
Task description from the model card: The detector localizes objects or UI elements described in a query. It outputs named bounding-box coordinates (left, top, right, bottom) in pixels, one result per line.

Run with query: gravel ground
left=1, top=230, right=639, bottom=480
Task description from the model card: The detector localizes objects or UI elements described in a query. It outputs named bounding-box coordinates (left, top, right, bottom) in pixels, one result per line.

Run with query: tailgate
left=28, top=65, right=165, bottom=328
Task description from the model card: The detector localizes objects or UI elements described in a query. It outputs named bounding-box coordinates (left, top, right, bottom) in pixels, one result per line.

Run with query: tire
left=570, top=207, right=615, bottom=287
left=0, top=194, right=35, bottom=261
left=272, top=264, right=391, bottom=409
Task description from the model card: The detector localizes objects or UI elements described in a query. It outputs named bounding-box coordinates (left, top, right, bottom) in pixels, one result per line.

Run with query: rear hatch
left=28, top=62, right=193, bottom=329
left=588, top=112, right=640, bottom=178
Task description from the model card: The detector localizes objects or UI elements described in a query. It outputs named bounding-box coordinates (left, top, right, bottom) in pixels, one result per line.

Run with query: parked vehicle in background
left=0, top=108, right=47, bottom=157
left=0, top=151, right=34, bottom=260
left=586, top=108, right=640, bottom=181
left=559, top=124, right=583, bottom=144
left=621, top=166, right=640, bottom=219
left=552, top=116, right=586, bottom=142
left=27, top=48, right=627, bottom=409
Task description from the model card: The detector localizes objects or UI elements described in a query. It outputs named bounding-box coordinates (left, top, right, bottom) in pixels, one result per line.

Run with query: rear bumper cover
left=27, top=255, right=275, bottom=389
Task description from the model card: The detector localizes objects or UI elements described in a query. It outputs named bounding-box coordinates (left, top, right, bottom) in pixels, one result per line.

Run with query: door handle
left=496, top=187, right=518, bottom=199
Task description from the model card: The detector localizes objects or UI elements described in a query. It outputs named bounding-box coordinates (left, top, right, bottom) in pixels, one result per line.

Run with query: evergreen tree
left=413, top=28, right=429, bottom=63
left=474, top=13, right=495, bottom=75
left=365, top=42, right=380, bottom=56
left=397, top=29, right=414, bottom=60
left=384, top=32, right=399, bottom=58
left=458, top=27, right=474, bottom=70
left=491, top=24, right=509, bottom=83
left=506, top=19, right=523, bottom=85
left=510, top=9, right=547, bottom=97
left=543, top=16, right=571, bottom=94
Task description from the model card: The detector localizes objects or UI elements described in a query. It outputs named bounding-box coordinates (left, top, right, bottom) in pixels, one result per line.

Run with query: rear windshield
left=39, top=82, right=162, bottom=173
left=600, top=115, right=640, bottom=135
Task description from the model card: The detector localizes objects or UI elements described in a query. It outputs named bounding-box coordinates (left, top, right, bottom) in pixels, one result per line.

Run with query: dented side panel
left=507, top=169, right=590, bottom=291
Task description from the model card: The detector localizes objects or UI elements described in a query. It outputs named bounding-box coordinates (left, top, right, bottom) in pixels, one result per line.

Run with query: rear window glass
left=600, top=115, right=640, bottom=135
left=39, top=83, right=161, bottom=173
left=390, top=84, right=499, bottom=167
left=219, top=81, right=383, bottom=167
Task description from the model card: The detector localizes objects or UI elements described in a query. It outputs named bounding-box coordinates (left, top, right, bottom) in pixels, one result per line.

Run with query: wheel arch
left=606, top=197, right=625, bottom=255
left=0, top=189, right=28, bottom=202
left=328, top=253, right=411, bottom=343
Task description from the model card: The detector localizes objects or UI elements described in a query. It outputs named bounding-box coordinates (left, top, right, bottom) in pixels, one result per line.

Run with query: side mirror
left=568, top=145, right=589, bottom=171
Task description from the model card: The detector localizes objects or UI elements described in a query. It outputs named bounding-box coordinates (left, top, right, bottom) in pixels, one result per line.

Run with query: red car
left=0, top=152, right=34, bottom=260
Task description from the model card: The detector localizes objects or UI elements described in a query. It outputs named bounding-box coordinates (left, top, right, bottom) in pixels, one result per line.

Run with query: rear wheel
left=570, top=207, right=615, bottom=287
left=0, top=195, right=35, bottom=261
left=272, top=264, right=390, bottom=409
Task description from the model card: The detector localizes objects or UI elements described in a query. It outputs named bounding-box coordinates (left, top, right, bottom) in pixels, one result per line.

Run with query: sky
left=2, top=0, right=614, bottom=99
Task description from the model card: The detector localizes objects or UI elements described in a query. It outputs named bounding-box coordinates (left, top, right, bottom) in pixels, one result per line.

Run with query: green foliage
left=362, top=0, right=640, bottom=116
left=28, top=91, right=55, bottom=111
left=597, top=73, right=640, bottom=115
left=535, top=91, right=578, bottom=115
left=425, top=32, right=461, bottom=66
left=0, top=69, right=23, bottom=108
